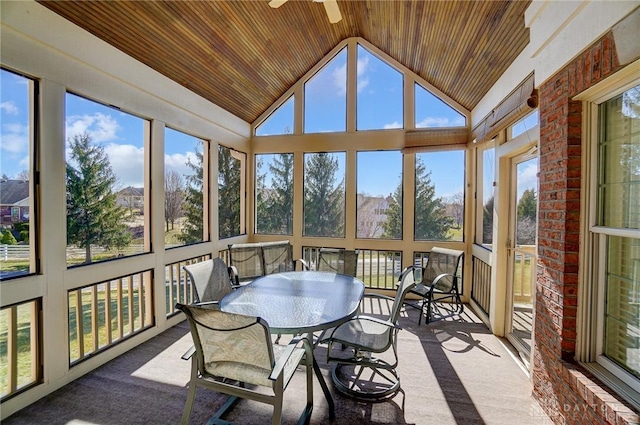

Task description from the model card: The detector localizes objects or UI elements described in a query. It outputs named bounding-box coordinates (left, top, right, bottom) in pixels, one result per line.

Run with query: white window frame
left=577, top=60, right=640, bottom=409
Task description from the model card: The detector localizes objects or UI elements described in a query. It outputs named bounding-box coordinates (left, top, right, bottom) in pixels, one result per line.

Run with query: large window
left=415, top=83, right=466, bottom=128
left=478, top=142, right=495, bottom=247
left=255, top=96, right=294, bottom=136
left=414, top=150, right=465, bottom=241
left=304, top=48, right=347, bottom=133
left=356, top=151, right=402, bottom=239
left=356, top=45, right=403, bottom=131
left=256, top=153, right=293, bottom=235
left=65, top=93, right=148, bottom=266
left=303, top=152, right=345, bottom=237
left=591, top=84, right=640, bottom=391
left=0, top=68, right=37, bottom=280
left=164, top=128, right=209, bottom=248
left=218, top=145, right=244, bottom=239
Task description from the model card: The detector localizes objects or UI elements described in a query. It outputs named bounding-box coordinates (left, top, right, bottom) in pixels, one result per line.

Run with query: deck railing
left=0, top=299, right=41, bottom=401
left=68, top=270, right=154, bottom=365
left=165, top=254, right=212, bottom=316
left=471, top=256, right=491, bottom=314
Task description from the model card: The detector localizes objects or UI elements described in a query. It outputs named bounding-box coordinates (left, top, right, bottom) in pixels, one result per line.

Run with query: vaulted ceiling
left=38, top=0, right=531, bottom=125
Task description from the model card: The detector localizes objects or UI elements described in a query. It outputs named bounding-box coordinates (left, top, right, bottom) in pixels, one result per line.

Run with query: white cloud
left=0, top=122, right=29, bottom=154
left=517, top=162, right=538, bottom=195
left=1, top=101, right=19, bottom=115
left=332, top=56, right=370, bottom=95
left=416, top=116, right=466, bottom=128
left=332, top=63, right=347, bottom=95
left=104, top=143, right=145, bottom=188
left=165, top=152, right=197, bottom=178
left=65, top=112, right=120, bottom=143
left=356, top=56, right=370, bottom=93
left=383, top=121, right=402, bottom=129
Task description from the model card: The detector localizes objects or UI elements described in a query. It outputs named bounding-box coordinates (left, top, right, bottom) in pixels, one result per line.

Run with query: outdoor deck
left=4, top=304, right=551, bottom=425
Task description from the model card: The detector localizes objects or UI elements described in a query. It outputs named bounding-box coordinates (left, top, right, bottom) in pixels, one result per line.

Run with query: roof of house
left=0, top=180, right=30, bottom=205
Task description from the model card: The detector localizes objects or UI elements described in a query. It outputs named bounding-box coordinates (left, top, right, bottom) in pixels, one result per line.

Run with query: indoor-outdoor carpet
left=4, top=305, right=550, bottom=425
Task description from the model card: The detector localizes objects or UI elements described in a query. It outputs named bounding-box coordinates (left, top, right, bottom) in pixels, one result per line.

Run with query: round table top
left=219, top=271, right=365, bottom=334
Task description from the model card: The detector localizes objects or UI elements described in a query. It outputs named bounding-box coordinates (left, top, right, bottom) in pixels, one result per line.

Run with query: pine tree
left=382, top=184, right=403, bottom=239
left=413, top=156, right=454, bottom=240
left=66, top=132, right=131, bottom=263
left=179, top=145, right=205, bottom=244
left=483, top=195, right=494, bottom=244
left=303, top=153, right=345, bottom=237
left=218, top=145, right=241, bottom=239
left=517, top=188, right=537, bottom=221
left=267, top=154, right=294, bottom=234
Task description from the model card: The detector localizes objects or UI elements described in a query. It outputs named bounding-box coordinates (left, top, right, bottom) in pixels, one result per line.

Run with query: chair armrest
left=431, top=272, right=455, bottom=292
left=228, top=265, right=240, bottom=287
left=295, top=258, right=310, bottom=270
left=181, top=345, right=196, bottom=360
left=269, top=335, right=311, bottom=381
left=349, top=315, right=400, bottom=330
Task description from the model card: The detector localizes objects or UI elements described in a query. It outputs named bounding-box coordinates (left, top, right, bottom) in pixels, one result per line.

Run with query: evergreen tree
left=267, top=154, right=294, bottom=234
left=413, top=157, right=454, bottom=240
left=516, top=188, right=537, bottom=245
left=483, top=195, right=494, bottom=244
left=218, top=145, right=241, bottom=239
left=66, top=132, right=131, bottom=263
left=382, top=184, right=403, bottom=239
left=256, top=154, right=293, bottom=234
left=303, top=153, right=345, bottom=237
left=517, top=188, right=537, bottom=221
left=179, top=145, right=205, bottom=244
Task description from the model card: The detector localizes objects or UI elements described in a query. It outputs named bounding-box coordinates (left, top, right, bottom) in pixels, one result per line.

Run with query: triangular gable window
left=415, top=83, right=466, bottom=128
left=357, top=44, right=403, bottom=131
left=304, top=47, right=347, bottom=133
left=255, top=95, right=294, bottom=136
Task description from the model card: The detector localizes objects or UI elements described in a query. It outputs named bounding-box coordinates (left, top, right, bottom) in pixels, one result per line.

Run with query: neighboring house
left=116, top=186, right=144, bottom=212
left=356, top=194, right=393, bottom=238
left=0, top=180, right=30, bottom=226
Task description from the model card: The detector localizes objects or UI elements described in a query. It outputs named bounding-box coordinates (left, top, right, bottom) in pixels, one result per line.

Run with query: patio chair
left=176, top=303, right=313, bottom=425
left=317, top=248, right=359, bottom=276
left=261, top=240, right=294, bottom=275
left=183, top=258, right=234, bottom=303
left=228, top=242, right=265, bottom=286
left=319, top=266, right=416, bottom=399
left=409, top=247, right=464, bottom=325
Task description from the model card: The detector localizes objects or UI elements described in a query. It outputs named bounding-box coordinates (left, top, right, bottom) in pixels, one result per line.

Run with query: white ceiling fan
left=269, top=0, right=342, bottom=24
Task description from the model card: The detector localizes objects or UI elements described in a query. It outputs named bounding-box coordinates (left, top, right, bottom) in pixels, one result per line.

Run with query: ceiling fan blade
left=323, top=0, right=342, bottom=24
left=269, top=0, right=288, bottom=9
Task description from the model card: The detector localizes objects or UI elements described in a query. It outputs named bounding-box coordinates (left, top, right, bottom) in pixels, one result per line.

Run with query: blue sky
left=2, top=53, right=538, bottom=201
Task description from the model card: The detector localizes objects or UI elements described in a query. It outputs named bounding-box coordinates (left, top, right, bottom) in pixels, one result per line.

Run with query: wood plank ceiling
left=38, top=0, right=531, bottom=125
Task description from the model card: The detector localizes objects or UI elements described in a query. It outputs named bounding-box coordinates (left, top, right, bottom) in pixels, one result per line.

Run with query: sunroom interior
left=1, top=1, right=639, bottom=423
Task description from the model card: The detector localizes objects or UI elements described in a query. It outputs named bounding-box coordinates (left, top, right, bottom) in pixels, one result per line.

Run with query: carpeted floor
left=4, top=304, right=550, bottom=425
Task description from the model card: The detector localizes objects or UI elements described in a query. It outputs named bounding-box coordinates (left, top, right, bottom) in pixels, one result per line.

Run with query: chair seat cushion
left=205, top=344, right=305, bottom=388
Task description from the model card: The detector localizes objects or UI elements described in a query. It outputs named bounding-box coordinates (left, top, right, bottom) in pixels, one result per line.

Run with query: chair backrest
left=422, top=247, right=464, bottom=292
left=184, top=258, right=233, bottom=303
left=176, top=303, right=274, bottom=380
left=228, top=242, right=266, bottom=282
left=390, top=266, right=417, bottom=324
left=317, top=248, right=359, bottom=276
left=262, top=240, right=294, bottom=275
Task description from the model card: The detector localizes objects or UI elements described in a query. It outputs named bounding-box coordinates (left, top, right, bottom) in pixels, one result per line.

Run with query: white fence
left=1, top=244, right=145, bottom=260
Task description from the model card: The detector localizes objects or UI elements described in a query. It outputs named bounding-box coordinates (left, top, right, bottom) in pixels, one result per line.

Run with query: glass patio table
left=219, top=270, right=365, bottom=419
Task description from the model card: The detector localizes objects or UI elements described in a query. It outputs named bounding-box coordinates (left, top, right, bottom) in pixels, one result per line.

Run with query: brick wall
left=533, top=32, right=639, bottom=424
